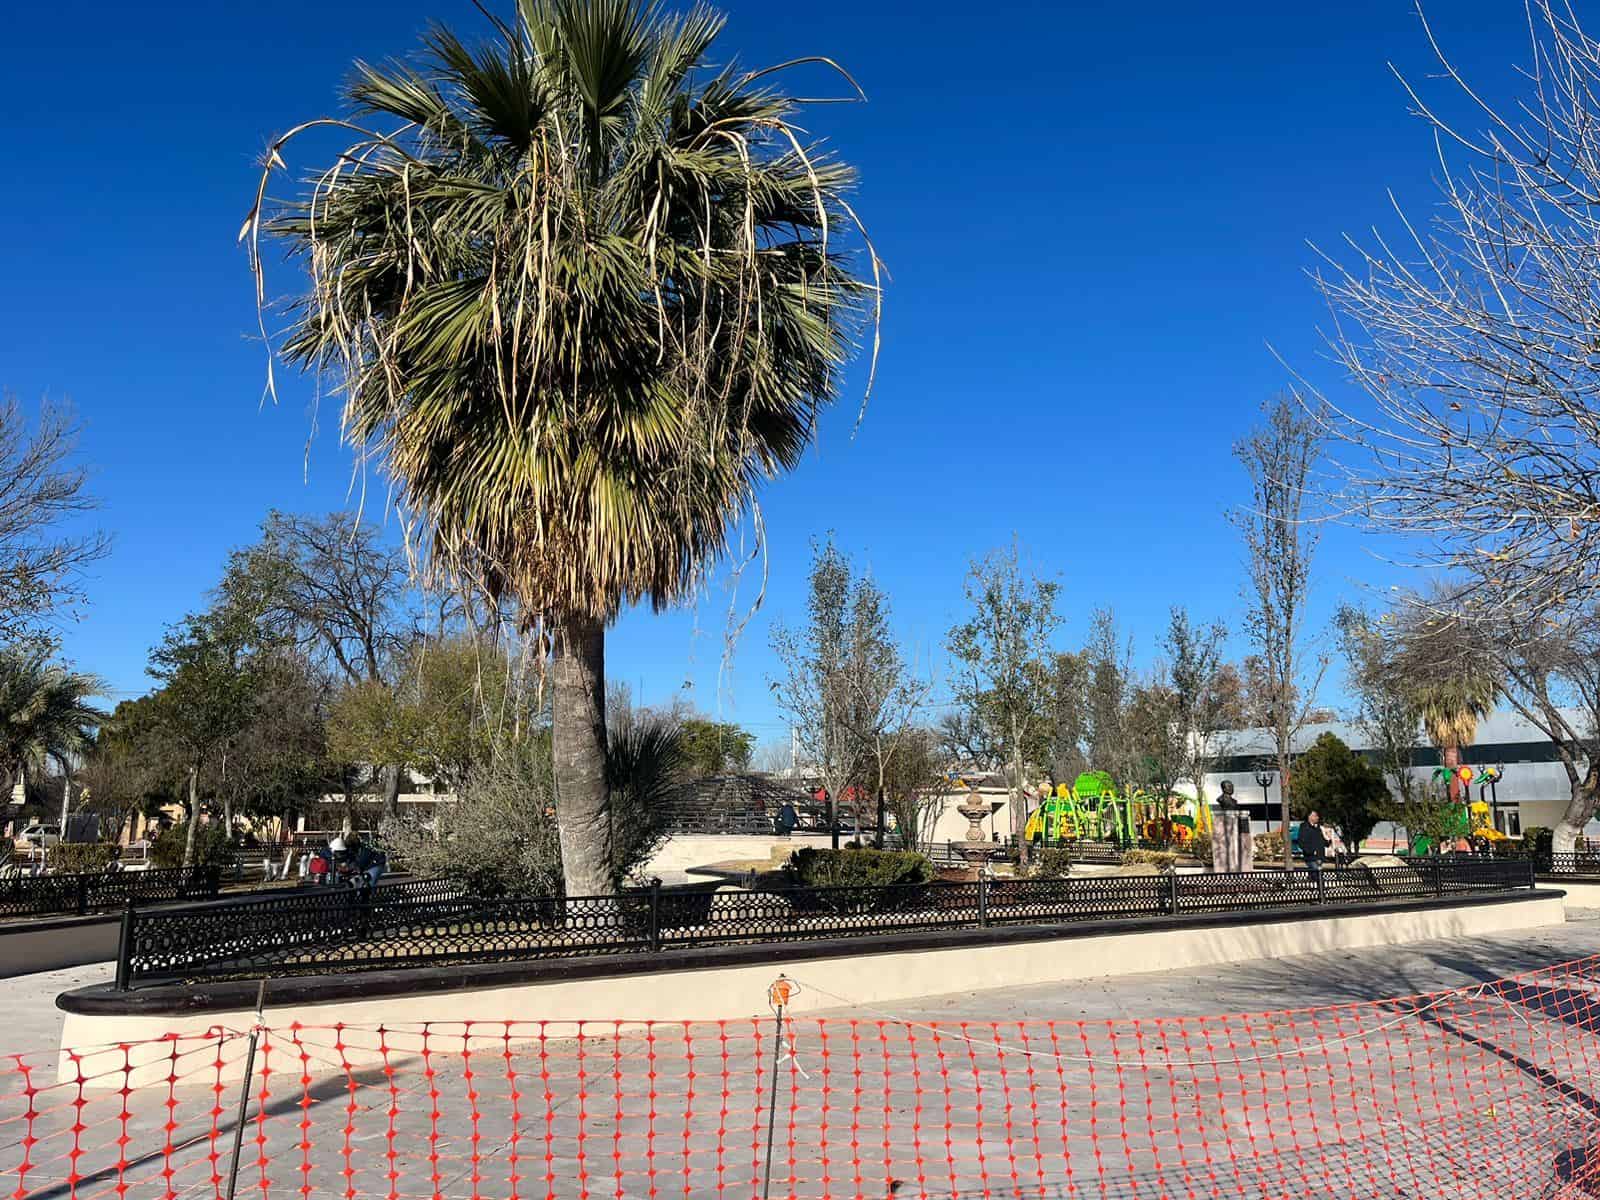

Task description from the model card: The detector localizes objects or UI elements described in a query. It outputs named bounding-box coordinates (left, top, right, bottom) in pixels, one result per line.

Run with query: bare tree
left=1308, top=2, right=1600, bottom=618
left=840, top=574, right=932, bottom=846
left=947, top=543, right=1061, bottom=867
left=1043, top=651, right=1089, bottom=784
left=0, top=398, right=110, bottom=644
left=1126, top=674, right=1183, bottom=798
left=768, top=540, right=870, bottom=851
left=1233, top=395, right=1327, bottom=867
left=223, top=511, right=421, bottom=820
left=1335, top=606, right=1423, bottom=809
left=1162, top=608, right=1240, bottom=805
left=880, top=727, right=948, bottom=851
left=1480, top=604, right=1600, bottom=852
left=935, top=707, right=1001, bottom=775
left=750, top=739, right=793, bottom=775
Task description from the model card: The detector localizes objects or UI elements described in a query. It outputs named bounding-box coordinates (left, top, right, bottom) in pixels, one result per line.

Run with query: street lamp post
left=1254, top=769, right=1277, bottom=840
left=1483, top=764, right=1506, bottom=833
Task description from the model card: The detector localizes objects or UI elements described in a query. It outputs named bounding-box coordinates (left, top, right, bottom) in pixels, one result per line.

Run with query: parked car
left=16, top=823, right=60, bottom=848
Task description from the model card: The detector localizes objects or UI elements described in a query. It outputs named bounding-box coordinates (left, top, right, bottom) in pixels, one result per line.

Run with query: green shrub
left=783, top=848, right=933, bottom=913
left=393, top=740, right=564, bottom=897
left=46, top=844, right=120, bottom=873
left=392, top=714, right=683, bottom=897
left=1523, top=826, right=1553, bottom=856
left=1121, top=849, right=1178, bottom=868
left=785, top=847, right=932, bottom=889
left=1030, top=847, right=1075, bottom=879
left=150, top=822, right=236, bottom=871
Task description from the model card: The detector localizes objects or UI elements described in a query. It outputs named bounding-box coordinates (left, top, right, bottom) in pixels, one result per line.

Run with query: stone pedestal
left=1213, top=810, right=1254, bottom=874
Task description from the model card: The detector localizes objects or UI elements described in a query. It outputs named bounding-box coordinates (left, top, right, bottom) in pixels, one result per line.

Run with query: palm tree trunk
left=1440, top=743, right=1464, bottom=805
left=182, top=764, right=199, bottom=869
left=552, top=610, right=612, bottom=896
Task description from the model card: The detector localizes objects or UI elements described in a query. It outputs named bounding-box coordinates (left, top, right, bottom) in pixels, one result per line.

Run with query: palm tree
left=1397, top=604, right=1498, bottom=802
left=1411, top=674, right=1497, bottom=801
left=249, top=0, right=876, bottom=894
left=0, top=646, right=106, bottom=827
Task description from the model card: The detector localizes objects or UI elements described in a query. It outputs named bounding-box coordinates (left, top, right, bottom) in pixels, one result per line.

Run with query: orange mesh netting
left=11, top=954, right=1600, bottom=1198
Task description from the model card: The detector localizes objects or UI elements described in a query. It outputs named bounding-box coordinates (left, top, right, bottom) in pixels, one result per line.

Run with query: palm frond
left=251, top=0, right=878, bottom=632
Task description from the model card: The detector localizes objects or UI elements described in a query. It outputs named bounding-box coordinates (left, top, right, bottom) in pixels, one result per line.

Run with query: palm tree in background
left=0, top=646, right=106, bottom=824
left=1412, top=674, right=1497, bottom=801
left=1397, top=603, right=1498, bottom=802
left=248, top=0, right=877, bottom=894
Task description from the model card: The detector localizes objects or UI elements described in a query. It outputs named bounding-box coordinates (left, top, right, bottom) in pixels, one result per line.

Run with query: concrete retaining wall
left=1544, top=877, right=1600, bottom=907
left=57, top=889, right=1565, bottom=1088
left=0, top=914, right=118, bottom=979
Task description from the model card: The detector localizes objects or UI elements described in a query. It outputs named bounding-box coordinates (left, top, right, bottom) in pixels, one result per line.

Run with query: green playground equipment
left=1408, top=764, right=1511, bottom=854
left=1022, top=770, right=1210, bottom=849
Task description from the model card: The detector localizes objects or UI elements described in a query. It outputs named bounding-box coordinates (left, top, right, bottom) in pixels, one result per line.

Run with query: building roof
left=1217, top=707, right=1591, bottom=764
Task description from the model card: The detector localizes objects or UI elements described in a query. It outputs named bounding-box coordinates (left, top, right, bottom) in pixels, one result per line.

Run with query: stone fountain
left=956, top=788, right=993, bottom=878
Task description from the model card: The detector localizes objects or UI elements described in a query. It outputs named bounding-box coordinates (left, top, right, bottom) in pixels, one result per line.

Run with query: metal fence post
left=977, top=874, right=989, bottom=928
left=648, top=877, right=662, bottom=952
left=1525, top=859, right=1536, bottom=890
left=114, top=898, right=136, bottom=991
left=1434, top=861, right=1444, bottom=897
left=1166, top=870, right=1180, bottom=916
left=75, top=874, right=89, bottom=917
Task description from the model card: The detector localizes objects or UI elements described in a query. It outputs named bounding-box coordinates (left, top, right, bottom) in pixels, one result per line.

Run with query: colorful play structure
left=1407, top=764, right=1513, bottom=855
left=1021, top=762, right=1517, bottom=856
left=1023, top=771, right=1212, bottom=848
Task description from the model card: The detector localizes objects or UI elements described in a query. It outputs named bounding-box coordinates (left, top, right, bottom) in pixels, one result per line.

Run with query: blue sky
left=0, top=0, right=1531, bottom=751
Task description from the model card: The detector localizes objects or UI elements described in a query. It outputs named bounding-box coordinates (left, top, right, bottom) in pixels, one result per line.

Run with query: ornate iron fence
left=1536, top=850, right=1600, bottom=875
left=115, top=859, right=1536, bottom=990
left=925, top=837, right=1154, bottom=867
left=0, top=866, right=220, bottom=921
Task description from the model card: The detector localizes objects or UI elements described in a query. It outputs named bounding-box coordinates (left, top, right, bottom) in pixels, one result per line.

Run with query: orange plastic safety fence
left=8, top=955, right=1600, bottom=1198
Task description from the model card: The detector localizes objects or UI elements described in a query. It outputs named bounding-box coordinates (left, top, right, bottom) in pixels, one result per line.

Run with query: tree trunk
left=1279, top=748, right=1293, bottom=872
left=58, top=777, right=71, bottom=836
left=1012, top=738, right=1031, bottom=868
left=341, top=772, right=356, bottom=836
left=552, top=610, right=612, bottom=896
left=1554, top=760, right=1600, bottom=852
left=1442, top=743, right=1462, bottom=802
left=382, top=764, right=400, bottom=825
left=383, top=764, right=403, bottom=828
left=182, top=764, right=200, bottom=869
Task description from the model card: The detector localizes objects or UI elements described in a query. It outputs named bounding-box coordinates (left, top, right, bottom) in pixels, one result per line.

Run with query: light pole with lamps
left=1254, top=769, right=1277, bottom=842
left=1481, top=764, right=1506, bottom=832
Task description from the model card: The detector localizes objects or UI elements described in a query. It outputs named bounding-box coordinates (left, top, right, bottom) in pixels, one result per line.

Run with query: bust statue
left=1217, top=780, right=1240, bottom=811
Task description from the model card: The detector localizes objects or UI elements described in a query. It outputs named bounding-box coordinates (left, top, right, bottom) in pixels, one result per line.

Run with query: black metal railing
left=1538, top=851, right=1600, bottom=875
left=0, top=866, right=221, bottom=922
left=925, top=838, right=1159, bottom=867
left=114, top=859, right=1536, bottom=990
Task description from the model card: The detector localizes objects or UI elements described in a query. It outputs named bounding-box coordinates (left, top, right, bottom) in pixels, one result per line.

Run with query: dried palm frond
left=246, top=0, right=879, bottom=630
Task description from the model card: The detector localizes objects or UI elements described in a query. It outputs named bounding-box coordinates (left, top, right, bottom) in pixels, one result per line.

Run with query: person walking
left=1299, top=811, right=1330, bottom=899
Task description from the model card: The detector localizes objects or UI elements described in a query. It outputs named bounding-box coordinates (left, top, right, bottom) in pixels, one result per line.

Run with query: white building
left=1197, top=708, right=1599, bottom=839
